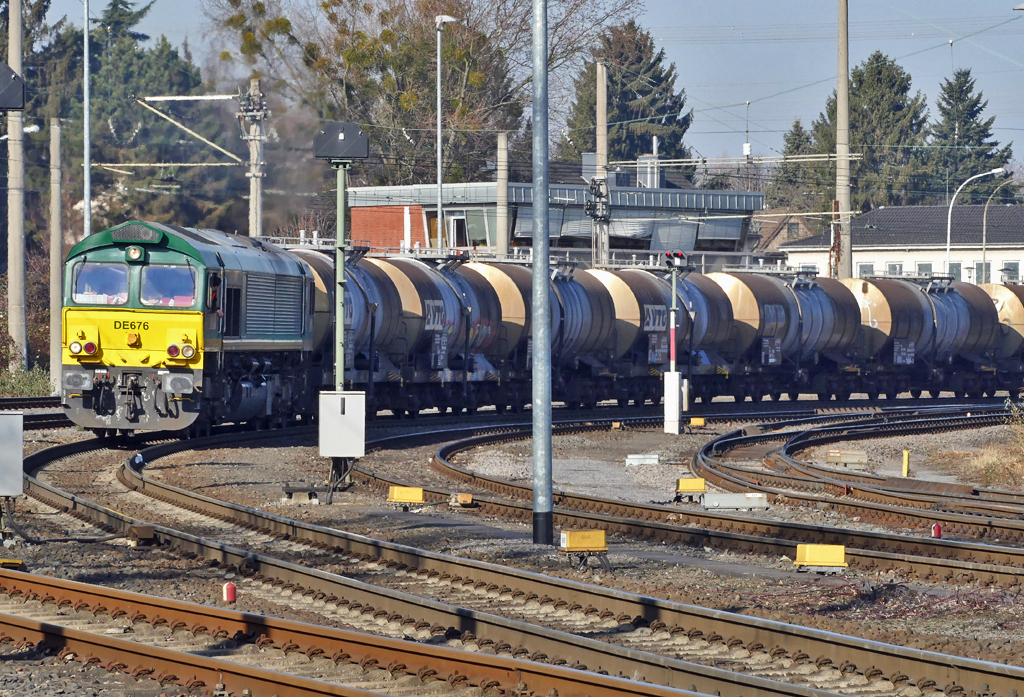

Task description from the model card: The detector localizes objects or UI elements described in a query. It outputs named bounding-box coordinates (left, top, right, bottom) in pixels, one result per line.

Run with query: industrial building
left=345, top=181, right=768, bottom=270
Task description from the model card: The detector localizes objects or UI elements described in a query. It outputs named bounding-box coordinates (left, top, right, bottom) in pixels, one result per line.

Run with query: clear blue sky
left=46, top=0, right=1024, bottom=161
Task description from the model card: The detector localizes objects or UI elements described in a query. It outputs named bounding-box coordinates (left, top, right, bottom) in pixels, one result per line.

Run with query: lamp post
left=436, top=14, right=458, bottom=249
left=982, top=176, right=1021, bottom=282
left=946, top=168, right=1005, bottom=273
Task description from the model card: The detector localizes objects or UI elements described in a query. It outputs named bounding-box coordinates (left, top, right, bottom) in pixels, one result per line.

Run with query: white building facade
left=781, top=204, right=1024, bottom=283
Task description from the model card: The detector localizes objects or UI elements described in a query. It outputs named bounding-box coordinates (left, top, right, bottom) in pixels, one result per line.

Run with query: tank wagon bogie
left=60, top=221, right=1024, bottom=434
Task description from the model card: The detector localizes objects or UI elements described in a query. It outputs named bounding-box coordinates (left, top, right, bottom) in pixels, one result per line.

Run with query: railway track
left=0, top=395, right=60, bottom=410
left=693, top=412, right=1024, bottom=542
left=0, top=568, right=698, bottom=697
left=763, top=420, right=1024, bottom=517
left=21, top=416, right=1024, bottom=697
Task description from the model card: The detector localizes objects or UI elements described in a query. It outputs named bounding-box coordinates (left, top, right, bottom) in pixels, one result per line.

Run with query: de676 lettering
left=113, top=321, right=149, bottom=330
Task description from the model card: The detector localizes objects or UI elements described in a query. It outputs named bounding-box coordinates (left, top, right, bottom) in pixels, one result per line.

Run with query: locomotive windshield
left=72, top=262, right=128, bottom=305
left=141, top=265, right=197, bottom=307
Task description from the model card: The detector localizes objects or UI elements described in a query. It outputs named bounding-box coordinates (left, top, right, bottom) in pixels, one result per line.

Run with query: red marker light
left=83, top=342, right=97, bottom=355
left=167, top=344, right=180, bottom=358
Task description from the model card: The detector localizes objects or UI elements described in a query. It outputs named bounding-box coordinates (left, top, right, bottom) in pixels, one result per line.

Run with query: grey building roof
left=349, top=182, right=763, bottom=213
left=780, top=205, right=1024, bottom=249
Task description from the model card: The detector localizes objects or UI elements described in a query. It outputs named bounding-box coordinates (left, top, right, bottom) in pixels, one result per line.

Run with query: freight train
left=59, top=220, right=1024, bottom=435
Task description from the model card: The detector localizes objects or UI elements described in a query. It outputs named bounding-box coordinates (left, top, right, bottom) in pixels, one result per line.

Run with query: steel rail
left=0, top=568, right=702, bottom=697
left=0, top=395, right=60, bottom=410
left=102, top=420, right=1024, bottom=697
left=694, top=413, right=1024, bottom=543
left=22, top=429, right=839, bottom=697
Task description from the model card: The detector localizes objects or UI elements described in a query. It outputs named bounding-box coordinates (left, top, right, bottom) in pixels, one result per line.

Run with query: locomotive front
left=61, top=222, right=209, bottom=433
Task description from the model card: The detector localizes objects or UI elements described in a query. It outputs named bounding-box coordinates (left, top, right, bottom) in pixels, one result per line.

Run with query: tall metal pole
left=669, top=267, right=678, bottom=373
left=83, top=0, right=91, bottom=236
left=531, top=0, right=553, bottom=546
left=49, top=118, right=62, bottom=393
left=594, top=61, right=610, bottom=267
left=334, top=163, right=349, bottom=390
left=436, top=21, right=445, bottom=249
left=496, top=131, right=509, bottom=254
left=836, top=0, right=852, bottom=279
left=6, top=0, right=28, bottom=371
left=243, top=79, right=266, bottom=237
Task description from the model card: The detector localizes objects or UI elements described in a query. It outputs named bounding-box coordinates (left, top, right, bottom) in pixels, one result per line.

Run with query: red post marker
left=223, top=582, right=236, bottom=603
left=931, top=523, right=942, bottom=539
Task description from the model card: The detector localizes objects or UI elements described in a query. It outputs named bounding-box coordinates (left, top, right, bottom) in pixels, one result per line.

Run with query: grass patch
left=929, top=400, right=1024, bottom=489
left=0, top=367, right=54, bottom=398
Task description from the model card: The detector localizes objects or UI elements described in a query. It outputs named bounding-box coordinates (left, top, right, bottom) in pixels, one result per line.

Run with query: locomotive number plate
left=113, top=321, right=150, bottom=330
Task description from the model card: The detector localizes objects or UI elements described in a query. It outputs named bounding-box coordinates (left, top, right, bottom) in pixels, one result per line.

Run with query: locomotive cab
left=62, top=223, right=207, bottom=433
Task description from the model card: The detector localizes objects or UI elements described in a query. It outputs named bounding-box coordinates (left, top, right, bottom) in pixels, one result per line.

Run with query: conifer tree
left=928, top=68, right=1012, bottom=204
left=766, top=119, right=819, bottom=208
left=556, top=21, right=692, bottom=167
left=810, top=51, right=930, bottom=212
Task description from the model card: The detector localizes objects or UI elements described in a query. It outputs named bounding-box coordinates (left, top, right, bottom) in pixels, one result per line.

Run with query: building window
left=799, top=264, right=818, bottom=273
left=886, top=263, right=903, bottom=276
left=858, top=263, right=874, bottom=278
left=975, top=261, right=992, bottom=284
left=787, top=222, right=800, bottom=239
left=948, top=262, right=962, bottom=282
left=916, top=262, right=932, bottom=275
left=1003, top=262, right=1020, bottom=282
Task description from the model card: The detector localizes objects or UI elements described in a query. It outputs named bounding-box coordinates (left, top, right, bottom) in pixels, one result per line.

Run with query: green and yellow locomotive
left=61, top=221, right=320, bottom=435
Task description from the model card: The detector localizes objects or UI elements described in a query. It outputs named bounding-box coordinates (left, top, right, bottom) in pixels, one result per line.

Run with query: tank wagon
left=60, top=221, right=1024, bottom=434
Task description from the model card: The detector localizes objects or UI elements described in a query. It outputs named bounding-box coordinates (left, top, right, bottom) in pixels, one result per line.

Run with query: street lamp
left=946, top=167, right=1005, bottom=274
left=436, top=14, right=459, bottom=249
left=982, top=176, right=1022, bottom=282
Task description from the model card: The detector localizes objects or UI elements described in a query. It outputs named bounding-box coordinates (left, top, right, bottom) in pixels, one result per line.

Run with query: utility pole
left=239, top=79, right=267, bottom=237
left=49, top=118, right=62, bottom=393
left=531, top=0, right=553, bottom=546
left=593, top=61, right=610, bottom=267
left=83, top=0, right=91, bottom=236
left=496, top=132, right=509, bottom=255
left=6, top=0, right=28, bottom=372
left=836, top=0, right=852, bottom=278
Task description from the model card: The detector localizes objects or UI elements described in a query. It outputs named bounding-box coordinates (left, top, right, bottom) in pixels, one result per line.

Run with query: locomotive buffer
left=314, top=122, right=370, bottom=503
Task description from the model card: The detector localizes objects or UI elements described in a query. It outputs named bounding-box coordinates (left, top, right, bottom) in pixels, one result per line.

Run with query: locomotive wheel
left=617, top=398, right=629, bottom=408
left=910, top=389, right=923, bottom=399
left=769, top=391, right=782, bottom=402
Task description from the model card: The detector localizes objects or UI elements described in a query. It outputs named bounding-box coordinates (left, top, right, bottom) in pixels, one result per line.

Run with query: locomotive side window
left=73, top=262, right=129, bottom=305
left=141, top=266, right=197, bottom=307
left=223, top=287, right=242, bottom=337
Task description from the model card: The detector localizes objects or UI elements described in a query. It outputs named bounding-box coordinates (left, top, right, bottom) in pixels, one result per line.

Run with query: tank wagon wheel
left=910, top=389, right=923, bottom=399
left=617, top=397, right=629, bottom=408
left=768, top=391, right=781, bottom=403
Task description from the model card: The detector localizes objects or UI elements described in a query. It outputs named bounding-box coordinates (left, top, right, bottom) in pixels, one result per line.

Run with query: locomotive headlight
left=69, top=341, right=82, bottom=355
left=83, top=341, right=98, bottom=355
left=167, top=344, right=181, bottom=358
left=126, top=246, right=144, bottom=262
left=180, top=344, right=195, bottom=359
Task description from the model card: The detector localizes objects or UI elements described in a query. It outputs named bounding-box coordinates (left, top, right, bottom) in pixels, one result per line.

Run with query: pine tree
left=556, top=21, right=692, bottom=168
left=766, top=119, right=819, bottom=208
left=928, top=68, right=1012, bottom=204
left=810, top=51, right=930, bottom=212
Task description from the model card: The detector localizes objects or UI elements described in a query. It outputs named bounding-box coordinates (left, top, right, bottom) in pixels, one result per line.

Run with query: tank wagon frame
left=59, top=221, right=1024, bottom=435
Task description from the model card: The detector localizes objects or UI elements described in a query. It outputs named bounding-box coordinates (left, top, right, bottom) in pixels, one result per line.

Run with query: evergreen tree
left=556, top=21, right=692, bottom=169
left=810, top=51, right=930, bottom=212
left=928, top=68, right=1012, bottom=204
left=765, top=119, right=819, bottom=208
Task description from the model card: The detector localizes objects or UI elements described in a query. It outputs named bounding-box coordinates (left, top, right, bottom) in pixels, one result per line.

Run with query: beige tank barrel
left=980, top=283, right=1024, bottom=358
left=840, top=277, right=929, bottom=360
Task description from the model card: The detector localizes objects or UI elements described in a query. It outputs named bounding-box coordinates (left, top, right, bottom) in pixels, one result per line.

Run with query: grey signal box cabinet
left=0, top=413, right=24, bottom=497
left=318, top=392, right=366, bottom=458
